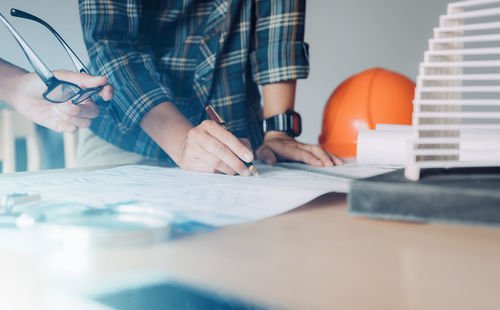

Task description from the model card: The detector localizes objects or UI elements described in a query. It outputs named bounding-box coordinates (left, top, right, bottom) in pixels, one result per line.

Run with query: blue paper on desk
left=0, top=163, right=391, bottom=228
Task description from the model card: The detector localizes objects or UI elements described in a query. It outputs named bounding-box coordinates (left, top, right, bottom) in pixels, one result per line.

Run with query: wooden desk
left=2, top=193, right=500, bottom=309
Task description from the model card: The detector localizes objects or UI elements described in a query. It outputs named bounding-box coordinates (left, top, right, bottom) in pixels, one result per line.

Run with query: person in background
left=78, top=0, right=342, bottom=175
left=0, top=58, right=113, bottom=133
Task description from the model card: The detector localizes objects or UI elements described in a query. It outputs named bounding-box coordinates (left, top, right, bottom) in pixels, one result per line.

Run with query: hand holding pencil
left=205, top=105, right=259, bottom=176
left=140, top=101, right=256, bottom=176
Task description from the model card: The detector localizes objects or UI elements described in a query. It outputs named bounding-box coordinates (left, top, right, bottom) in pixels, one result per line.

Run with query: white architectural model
left=405, top=0, right=500, bottom=180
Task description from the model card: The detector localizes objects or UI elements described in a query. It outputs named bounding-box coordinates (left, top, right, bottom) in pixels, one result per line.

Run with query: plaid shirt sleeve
left=251, top=0, right=310, bottom=85
left=79, top=0, right=174, bottom=133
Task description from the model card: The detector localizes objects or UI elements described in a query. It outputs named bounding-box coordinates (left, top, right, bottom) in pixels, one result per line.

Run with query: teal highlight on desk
left=94, top=281, right=267, bottom=310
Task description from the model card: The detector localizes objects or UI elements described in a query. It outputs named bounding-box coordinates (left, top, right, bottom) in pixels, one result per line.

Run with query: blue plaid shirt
left=79, top=0, right=310, bottom=163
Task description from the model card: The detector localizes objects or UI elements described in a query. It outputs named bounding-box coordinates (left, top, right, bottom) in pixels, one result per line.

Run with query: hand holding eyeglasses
left=12, top=68, right=113, bottom=133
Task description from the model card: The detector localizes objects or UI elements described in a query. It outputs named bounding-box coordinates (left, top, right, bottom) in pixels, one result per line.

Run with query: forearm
left=0, top=58, right=28, bottom=107
left=262, top=80, right=297, bottom=118
left=139, top=101, right=193, bottom=163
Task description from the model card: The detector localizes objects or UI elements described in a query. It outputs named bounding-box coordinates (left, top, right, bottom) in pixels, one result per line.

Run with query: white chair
left=1, top=108, right=41, bottom=173
left=0, top=109, right=79, bottom=173
left=62, top=132, right=77, bottom=168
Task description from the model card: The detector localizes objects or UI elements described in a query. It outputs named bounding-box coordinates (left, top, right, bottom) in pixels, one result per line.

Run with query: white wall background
left=297, top=0, right=451, bottom=143
left=1, top=0, right=452, bottom=145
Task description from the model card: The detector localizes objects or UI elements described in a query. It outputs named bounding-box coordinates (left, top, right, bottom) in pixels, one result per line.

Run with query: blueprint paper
left=0, top=163, right=390, bottom=227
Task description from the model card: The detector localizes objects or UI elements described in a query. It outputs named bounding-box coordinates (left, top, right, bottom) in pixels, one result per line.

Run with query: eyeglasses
left=0, top=9, right=103, bottom=104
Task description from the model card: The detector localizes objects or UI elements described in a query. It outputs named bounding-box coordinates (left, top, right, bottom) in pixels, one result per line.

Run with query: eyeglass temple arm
left=0, top=13, right=54, bottom=84
left=10, top=8, right=90, bottom=74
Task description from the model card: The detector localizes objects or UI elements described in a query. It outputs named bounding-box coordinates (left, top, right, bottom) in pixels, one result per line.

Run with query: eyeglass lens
left=45, top=83, right=81, bottom=103
left=72, top=87, right=103, bottom=104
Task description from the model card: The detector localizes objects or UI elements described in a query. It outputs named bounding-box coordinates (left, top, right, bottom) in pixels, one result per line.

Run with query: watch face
left=291, top=111, right=302, bottom=137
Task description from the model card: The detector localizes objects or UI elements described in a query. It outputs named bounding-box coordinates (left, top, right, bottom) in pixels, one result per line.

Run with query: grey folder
left=348, top=167, right=500, bottom=227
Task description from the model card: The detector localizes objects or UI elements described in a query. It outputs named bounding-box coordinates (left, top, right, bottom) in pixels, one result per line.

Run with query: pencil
left=205, top=105, right=259, bottom=176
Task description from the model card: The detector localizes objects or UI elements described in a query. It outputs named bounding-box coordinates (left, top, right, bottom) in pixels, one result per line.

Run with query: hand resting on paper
left=256, top=131, right=343, bottom=167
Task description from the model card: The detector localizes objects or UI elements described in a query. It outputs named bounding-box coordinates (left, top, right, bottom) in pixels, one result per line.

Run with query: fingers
left=299, top=145, right=345, bottom=166
left=51, top=104, right=92, bottom=133
left=259, top=133, right=336, bottom=167
left=53, top=113, right=78, bottom=134
left=98, top=83, right=114, bottom=101
left=198, top=129, right=250, bottom=176
left=191, top=152, right=237, bottom=175
left=53, top=70, right=114, bottom=101
left=77, top=101, right=100, bottom=118
left=327, top=153, right=344, bottom=165
left=287, top=146, right=324, bottom=167
left=300, top=144, right=334, bottom=167
left=239, top=138, right=252, bottom=150
left=202, top=120, right=254, bottom=163
left=52, top=70, right=90, bottom=88
left=180, top=120, right=253, bottom=176
left=57, top=101, right=99, bottom=119
left=256, top=145, right=277, bottom=165
left=184, top=136, right=238, bottom=175
left=53, top=70, right=103, bottom=88
left=202, top=153, right=239, bottom=175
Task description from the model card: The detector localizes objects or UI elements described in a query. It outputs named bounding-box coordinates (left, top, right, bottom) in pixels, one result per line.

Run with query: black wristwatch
left=262, top=110, right=302, bottom=137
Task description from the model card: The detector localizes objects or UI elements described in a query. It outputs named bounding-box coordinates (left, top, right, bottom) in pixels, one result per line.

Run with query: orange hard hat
left=319, top=67, right=415, bottom=158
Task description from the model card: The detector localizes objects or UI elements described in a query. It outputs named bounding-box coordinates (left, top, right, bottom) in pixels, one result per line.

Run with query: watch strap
left=263, top=110, right=302, bottom=137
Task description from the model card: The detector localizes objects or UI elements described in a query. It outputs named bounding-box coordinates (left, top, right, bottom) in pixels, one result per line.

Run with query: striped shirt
left=79, top=0, right=310, bottom=164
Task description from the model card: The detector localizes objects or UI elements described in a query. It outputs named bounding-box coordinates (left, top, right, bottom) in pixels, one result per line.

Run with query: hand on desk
left=256, top=131, right=343, bottom=167
left=8, top=69, right=113, bottom=133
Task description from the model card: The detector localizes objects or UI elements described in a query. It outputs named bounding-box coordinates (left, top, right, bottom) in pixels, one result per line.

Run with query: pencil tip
left=249, top=165, right=259, bottom=177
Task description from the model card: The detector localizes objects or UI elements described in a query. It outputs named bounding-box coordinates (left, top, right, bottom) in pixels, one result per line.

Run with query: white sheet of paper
left=0, top=163, right=393, bottom=227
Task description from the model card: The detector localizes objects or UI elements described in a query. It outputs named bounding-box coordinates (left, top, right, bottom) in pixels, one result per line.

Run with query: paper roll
left=356, top=128, right=411, bottom=166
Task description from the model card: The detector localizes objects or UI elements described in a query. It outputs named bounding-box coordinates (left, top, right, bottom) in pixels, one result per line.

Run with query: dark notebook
left=348, top=167, right=500, bottom=227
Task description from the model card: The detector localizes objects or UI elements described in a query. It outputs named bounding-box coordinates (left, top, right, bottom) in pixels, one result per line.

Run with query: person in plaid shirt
left=77, top=0, right=342, bottom=175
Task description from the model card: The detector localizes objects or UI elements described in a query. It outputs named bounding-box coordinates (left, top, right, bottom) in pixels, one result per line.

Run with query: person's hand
left=10, top=70, right=113, bottom=133
left=256, top=131, right=343, bottom=166
left=174, top=120, right=254, bottom=176
left=140, top=102, right=254, bottom=176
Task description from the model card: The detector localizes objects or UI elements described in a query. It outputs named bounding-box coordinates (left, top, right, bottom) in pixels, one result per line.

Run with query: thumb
left=256, top=145, right=277, bottom=165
